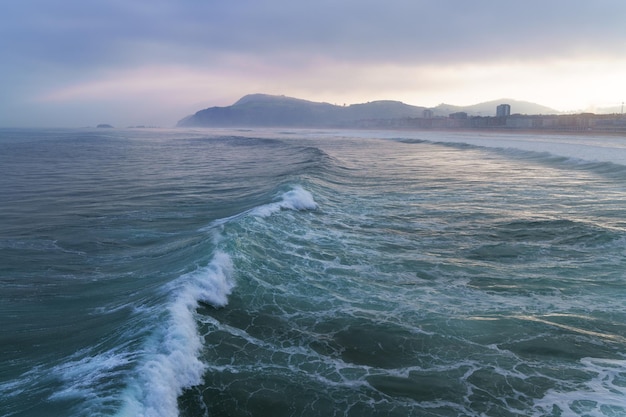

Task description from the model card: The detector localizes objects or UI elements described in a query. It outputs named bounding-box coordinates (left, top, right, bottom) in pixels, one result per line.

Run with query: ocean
left=1, top=127, right=625, bottom=417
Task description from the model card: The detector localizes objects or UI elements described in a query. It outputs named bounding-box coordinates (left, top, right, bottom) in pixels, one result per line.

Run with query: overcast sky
left=1, top=0, right=625, bottom=127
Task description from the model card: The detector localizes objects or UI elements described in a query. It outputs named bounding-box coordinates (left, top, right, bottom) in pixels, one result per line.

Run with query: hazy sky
left=2, top=0, right=625, bottom=127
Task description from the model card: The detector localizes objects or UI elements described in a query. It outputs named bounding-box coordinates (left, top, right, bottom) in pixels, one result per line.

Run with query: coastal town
left=356, top=103, right=626, bottom=133
left=178, top=94, right=626, bottom=134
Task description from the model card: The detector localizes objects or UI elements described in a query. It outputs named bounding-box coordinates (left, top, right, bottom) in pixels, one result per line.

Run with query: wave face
left=117, top=187, right=318, bottom=417
left=1, top=128, right=625, bottom=417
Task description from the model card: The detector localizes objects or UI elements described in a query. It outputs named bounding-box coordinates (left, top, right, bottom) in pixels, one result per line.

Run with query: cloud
left=1, top=0, right=626, bottom=126
left=6, top=0, right=626, bottom=68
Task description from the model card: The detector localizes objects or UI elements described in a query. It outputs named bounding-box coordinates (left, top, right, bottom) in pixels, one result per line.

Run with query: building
left=496, top=104, right=511, bottom=117
left=449, top=111, right=468, bottom=119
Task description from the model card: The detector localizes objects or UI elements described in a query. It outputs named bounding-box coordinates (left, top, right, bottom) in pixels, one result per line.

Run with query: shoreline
left=373, top=127, right=626, bottom=138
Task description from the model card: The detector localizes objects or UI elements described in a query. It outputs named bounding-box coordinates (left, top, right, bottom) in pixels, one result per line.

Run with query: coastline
left=373, top=126, right=626, bottom=138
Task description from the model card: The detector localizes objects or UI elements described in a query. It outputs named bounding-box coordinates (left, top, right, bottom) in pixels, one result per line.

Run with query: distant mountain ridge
left=435, top=99, right=558, bottom=117
left=177, top=94, right=559, bottom=128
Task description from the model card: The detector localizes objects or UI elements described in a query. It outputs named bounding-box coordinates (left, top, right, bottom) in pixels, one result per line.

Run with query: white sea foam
left=49, top=350, right=133, bottom=412
left=199, top=185, right=318, bottom=231
left=531, top=358, right=626, bottom=417
left=117, top=251, right=234, bottom=417
left=250, top=186, right=318, bottom=217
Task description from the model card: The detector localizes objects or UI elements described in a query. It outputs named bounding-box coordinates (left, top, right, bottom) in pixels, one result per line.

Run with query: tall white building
left=496, top=104, right=511, bottom=117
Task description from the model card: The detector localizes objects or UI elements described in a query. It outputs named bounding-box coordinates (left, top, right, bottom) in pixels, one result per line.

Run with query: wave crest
left=119, top=251, right=234, bottom=417
left=121, top=185, right=316, bottom=416
left=251, top=186, right=318, bottom=217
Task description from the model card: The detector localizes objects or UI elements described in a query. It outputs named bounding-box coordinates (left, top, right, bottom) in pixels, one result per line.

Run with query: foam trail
left=118, top=251, right=234, bottom=417
left=531, top=358, right=626, bottom=417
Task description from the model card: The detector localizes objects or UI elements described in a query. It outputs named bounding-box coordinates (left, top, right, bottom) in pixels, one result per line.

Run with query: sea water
left=0, top=127, right=625, bottom=417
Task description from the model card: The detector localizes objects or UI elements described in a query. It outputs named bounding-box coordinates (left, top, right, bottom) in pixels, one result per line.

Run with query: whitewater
left=0, top=128, right=624, bottom=417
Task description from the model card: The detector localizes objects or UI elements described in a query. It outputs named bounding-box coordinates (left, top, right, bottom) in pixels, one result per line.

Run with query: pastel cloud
left=2, top=0, right=625, bottom=126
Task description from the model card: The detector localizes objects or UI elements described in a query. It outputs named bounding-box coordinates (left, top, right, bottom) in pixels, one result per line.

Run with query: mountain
left=434, top=99, right=558, bottom=116
left=177, top=94, right=425, bottom=127
left=176, top=94, right=558, bottom=128
left=588, top=104, right=624, bottom=115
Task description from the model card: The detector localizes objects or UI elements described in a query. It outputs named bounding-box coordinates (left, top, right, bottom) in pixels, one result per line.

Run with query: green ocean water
left=1, top=128, right=625, bottom=417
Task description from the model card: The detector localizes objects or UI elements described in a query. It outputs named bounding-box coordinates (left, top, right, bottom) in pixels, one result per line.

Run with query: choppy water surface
left=1, top=128, right=625, bottom=417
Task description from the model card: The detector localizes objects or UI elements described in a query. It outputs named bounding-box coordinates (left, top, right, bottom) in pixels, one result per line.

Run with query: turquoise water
left=1, top=128, right=625, bottom=417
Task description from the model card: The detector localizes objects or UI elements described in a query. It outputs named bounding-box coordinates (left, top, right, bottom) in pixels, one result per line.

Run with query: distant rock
left=96, top=124, right=114, bottom=128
